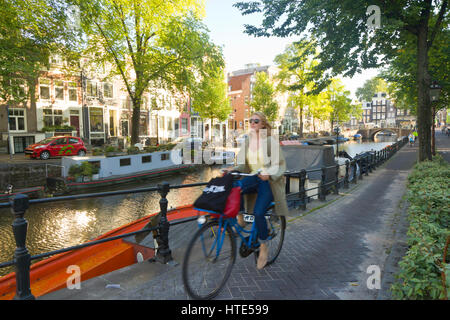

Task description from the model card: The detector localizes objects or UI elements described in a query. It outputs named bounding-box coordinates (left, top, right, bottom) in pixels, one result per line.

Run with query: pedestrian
left=228, top=112, right=289, bottom=269
left=413, top=130, right=418, bottom=141
left=408, top=133, right=414, bottom=146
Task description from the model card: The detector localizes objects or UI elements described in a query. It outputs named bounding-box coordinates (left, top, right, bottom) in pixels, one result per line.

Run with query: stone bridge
left=356, top=127, right=413, bottom=140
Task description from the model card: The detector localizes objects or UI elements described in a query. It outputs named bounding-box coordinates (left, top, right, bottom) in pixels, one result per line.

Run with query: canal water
left=0, top=135, right=398, bottom=276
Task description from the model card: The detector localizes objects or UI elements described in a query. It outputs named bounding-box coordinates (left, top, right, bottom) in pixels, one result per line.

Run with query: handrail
left=0, top=136, right=408, bottom=300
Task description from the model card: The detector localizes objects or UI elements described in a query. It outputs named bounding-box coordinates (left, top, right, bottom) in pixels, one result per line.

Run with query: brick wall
left=0, top=163, right=62, bottom=189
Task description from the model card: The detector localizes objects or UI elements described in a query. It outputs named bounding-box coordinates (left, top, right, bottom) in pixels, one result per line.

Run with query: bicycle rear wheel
left=254, top=211, right=286, bottom=266
left=182, top=219, right=236, bottom=300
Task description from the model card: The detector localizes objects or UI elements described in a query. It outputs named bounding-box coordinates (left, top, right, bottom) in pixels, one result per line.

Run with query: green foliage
left=190, top=66, right=231, bottom=122
left=390, top=156, right=450, bottom=300
left=68, top=161, right=98, bottom=177
left=41, top=125, right=75, bottom=132
left=249, top=72, right=278, bottom=122
left=274, top=40, right=321, bottom=136
left=76, top=0, right=224, bottom=144
left=0, top=0, right=79, bottom=103
left=104, top=146, right=117, bottom=153
left=355, top=77, right=388, bottom=102
left=92, top=147, right=104, bottom=156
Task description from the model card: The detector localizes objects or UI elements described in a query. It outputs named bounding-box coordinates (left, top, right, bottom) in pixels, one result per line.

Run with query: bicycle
left=182, top=172, right=286, bottom=300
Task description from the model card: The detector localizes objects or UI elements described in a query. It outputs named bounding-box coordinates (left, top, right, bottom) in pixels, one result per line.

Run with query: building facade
left=358, top=92, right=415, bottom=128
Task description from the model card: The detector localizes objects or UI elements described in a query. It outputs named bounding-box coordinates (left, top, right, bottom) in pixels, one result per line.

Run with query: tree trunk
left=131, top=100, right=141, bottom=145
left=416, top=23, right=432, bottom=162
left=299, top=106, right=303, bottom=138
left=432, top=104, right=436, bottom=156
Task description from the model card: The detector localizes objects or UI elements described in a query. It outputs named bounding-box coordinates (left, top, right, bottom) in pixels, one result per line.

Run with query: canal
left=0, top=135, right=398, bottom=276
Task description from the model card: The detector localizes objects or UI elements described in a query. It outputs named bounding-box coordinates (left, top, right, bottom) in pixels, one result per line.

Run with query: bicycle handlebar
left=222, top=169, right=262, bottom=177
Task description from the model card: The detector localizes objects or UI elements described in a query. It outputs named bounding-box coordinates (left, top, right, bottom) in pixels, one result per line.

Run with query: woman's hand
left=258, top=174, right=270, bottom=181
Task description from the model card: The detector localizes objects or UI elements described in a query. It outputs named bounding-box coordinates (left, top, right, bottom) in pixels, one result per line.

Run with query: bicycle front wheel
left=254, top=212, right=286, bottom=266
left=182, top=219, right=236, bottom=300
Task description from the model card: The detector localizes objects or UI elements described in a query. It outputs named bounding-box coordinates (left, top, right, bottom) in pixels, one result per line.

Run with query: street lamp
left=334, top=126, right=341, bottom=158
left=430, top=81, right=442, bottom=156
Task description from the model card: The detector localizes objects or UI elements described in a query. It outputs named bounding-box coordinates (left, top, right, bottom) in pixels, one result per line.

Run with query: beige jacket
left=233, top=135, right=289, bottom=216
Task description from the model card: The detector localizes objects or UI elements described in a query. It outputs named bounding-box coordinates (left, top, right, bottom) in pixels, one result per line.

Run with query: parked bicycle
left=182, top=172, right=286, bottom=300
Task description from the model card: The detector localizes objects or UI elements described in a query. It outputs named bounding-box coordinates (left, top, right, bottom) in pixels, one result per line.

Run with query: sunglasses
left=249, top=119, right=260, bottom=124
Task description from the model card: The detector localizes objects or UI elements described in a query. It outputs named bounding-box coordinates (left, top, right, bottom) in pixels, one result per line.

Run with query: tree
left=326, top=78, right=361, bottom=131
left=76, top=0, right=224, bottom=144
left=274, top=40, right=319, bottom=137
left=249, top=71, right=278, bottom=122
left=234, top=0, right=449, bottom=161
left=190, top=66, right=231, bottom=123
left=0, top=0, right=78, bottom=104
left=355, top=77, right=388, bottom=102
left=306, top=91, right=332, bottom=133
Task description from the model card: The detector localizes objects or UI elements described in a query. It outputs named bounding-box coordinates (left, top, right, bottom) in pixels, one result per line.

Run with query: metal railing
left=0, top=137, right=408, bottom=299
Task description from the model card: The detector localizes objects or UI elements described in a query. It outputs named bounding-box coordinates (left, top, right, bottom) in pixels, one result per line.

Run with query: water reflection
left=0, top=166, right=223, bottom=276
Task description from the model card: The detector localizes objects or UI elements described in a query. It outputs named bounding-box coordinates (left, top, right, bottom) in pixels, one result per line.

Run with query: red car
left=25, top=136, right=87, bottom=160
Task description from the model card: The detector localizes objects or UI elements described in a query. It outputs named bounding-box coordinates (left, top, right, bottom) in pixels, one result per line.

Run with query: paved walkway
left=41, top=135, right=449, bottom=300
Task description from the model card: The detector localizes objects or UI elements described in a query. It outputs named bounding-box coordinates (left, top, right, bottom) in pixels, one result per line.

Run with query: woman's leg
left=236, top=176, right=274, bottom=241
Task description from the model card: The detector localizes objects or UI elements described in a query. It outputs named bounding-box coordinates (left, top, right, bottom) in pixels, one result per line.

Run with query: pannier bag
left=194, top=173, right=234, bottom=213
left=223, top=186, right=241, bottom=218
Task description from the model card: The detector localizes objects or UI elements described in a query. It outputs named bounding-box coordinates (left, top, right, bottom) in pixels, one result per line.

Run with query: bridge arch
left=370, top=128, right=398, bottom=140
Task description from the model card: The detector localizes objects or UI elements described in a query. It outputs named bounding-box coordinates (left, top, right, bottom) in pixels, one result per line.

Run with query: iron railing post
left=344, top=160, right=350, bottom=189
left=154, top=182, right=174, bottom=264
left=299, top=169, right=307, bottom=210
left=334, top=164, right=339, bottom=195
left=352, top=160, right=357, bottom=184
left=319, top=167, right=327, bottom=201
left=10, top=194, right=35, bottom=300
left=365, top=155, right=369, bottom=176
left=285, top=172, right=291, bottom=194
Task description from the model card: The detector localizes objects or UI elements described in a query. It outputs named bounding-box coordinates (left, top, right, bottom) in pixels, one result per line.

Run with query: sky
left=202, top=0, right=380, bottom=100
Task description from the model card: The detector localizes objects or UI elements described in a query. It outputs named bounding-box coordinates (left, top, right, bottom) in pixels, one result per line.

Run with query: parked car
left=25, top=136, right=87, bottom=160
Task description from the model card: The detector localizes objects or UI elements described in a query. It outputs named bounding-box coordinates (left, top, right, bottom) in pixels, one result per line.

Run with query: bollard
left=344, top=160, right=350, bottom=189
left=10, top=194, right=35, bottom=300
left=299, top=170, right=307, bottom=210
left=154, top=182, right=174, bottom=264
left=319, top=167, right=327, bottom=201
left=334, top=164, right=339, bottom=195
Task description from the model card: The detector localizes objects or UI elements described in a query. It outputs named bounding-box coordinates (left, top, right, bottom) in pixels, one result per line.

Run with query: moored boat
left=0, top=186, right=44, bottom=202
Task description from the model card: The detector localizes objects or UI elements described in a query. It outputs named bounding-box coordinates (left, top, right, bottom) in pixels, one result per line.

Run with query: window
left=109, top=110, right=117, bottom=136
left=103, top=83, right=113, bottom=98
left=8, top=108, right=26, bottom=131
left=120, top=158, right=131, bottom=166
left=68, top=138, right=79, bottom=144
left=55, top=80, right=64, bottom=100
left=181, top=118, right=188, bottom=135
left=68, top=82, right=78, bottom=101
left=139, top=115, right=148, bottom=136
left=142, top=155, right=152, bottom=163
left=53, top=138, right=67, bottom=145
left=161, top=153, right=169, bottom=161
left=90, top=107, right=104, bottom=132
left=40, top=79, right=51, bottom=100
left=43, top=109, right=63, bottom=127
left=87, top=81, right=98, bottom=97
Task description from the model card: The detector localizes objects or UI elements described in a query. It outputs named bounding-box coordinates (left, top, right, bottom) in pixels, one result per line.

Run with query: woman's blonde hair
left=251, top=111, right=272, bottom=132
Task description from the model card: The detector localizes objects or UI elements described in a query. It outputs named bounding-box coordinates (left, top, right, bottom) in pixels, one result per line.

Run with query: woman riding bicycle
left=227, top=112, right=289, bottom=269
